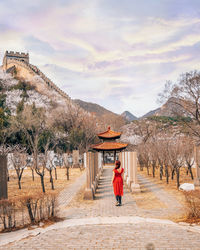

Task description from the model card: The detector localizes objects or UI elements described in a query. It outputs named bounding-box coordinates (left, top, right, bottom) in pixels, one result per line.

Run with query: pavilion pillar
left=84, top=152, right=94, bottom=199
left=118, top=152, right=122, bottom=166
left=130, top=152, right=140, bottom=192
left=114, top=151, right=116, bottom=162
left=103, top=151, right=105, bottom=165
left=194, top=145, right=200, bottom=186
left=0, top=155, right=8, bottom=199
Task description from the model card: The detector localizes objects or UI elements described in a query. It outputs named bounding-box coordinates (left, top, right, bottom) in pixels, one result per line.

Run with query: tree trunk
left=40, top=175, right=45, bottom=193
left=188, top=166, right=194, bottom=180
left=26, top=199, right=35, bottom=223
left=18, top=179, right=21, bottom=189
left=171, top=168, right=175, bottom=180
left=165, top=166, right=169, bottom=184
left=152, top=164, right=155, bottom=178
left=176, top=168, right=180, bottom=188
left=54, top=168, right=57, bottom=180
left=50, top=170, right=54, bottom=190
left=66, top=167, right=69, bottom=180
left=31, top=169, right=34, bottom=181
left=160, top=165, right=163, bottom=180
left=147, top=167, right=149, bottom=175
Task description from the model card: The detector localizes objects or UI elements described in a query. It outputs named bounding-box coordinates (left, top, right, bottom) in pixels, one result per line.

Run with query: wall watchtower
left=3, top=51, right=29, bottom=68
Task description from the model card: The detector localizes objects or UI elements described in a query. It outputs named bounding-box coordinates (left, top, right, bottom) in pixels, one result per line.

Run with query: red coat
left=113, top=168, right=124, bottom=196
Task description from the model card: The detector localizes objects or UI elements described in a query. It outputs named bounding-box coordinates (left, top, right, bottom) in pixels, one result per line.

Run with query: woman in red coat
left=112, top=160, right=124, bottom=206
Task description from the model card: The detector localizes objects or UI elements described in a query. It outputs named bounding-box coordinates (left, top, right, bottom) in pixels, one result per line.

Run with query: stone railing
left=4, top=58, right=70, bottom=101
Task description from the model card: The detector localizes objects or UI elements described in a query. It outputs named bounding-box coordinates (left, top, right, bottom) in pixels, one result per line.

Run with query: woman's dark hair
left=115, top=160, right=121, bottom=169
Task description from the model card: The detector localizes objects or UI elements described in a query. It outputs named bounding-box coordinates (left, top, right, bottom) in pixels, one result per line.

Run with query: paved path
left=58, top=171, right=86, bottom=211
left=137, top=174, right=183, bottom=218
left=1, top=166, right=200, bottom=250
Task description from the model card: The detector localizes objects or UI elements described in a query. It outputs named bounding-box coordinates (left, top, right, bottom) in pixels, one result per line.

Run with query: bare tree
left=182, top=137, right=195, bottom=180
left=12, top=105, right=53, bottom=193
left=63, top=153, right=70, bottom=180
left=167, top=137, right=184, bottom=188
left=159, top=71, right=200, bottom=141
left=11, top=152, right=27, bottom=189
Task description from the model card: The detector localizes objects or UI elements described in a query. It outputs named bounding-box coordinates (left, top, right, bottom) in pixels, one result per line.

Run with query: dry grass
left=138, top=166, right=196, bottom=206
left=67, top=184, right=94, bottom=209
left=133, top=183, right=166, bottom=210
left=8, top=167, right=84, bottom=200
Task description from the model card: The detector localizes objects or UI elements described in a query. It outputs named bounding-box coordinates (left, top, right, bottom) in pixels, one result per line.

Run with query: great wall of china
left=2, top=51, right=70, bottom=101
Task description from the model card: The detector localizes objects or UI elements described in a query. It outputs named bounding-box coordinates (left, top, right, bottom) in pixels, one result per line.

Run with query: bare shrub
left=184, top=190, right=200, bottom=218
left=20, top=192, right=58, bottom=224
left=0, top=199, right=16, bottom=230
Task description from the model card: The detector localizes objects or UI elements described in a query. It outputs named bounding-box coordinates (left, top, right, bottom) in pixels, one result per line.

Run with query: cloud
left=0, top=0, right=200, bottom=116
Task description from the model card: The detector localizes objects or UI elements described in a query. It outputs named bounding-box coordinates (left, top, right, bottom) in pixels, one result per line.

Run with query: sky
left=0, top=0, right=200, bottom=117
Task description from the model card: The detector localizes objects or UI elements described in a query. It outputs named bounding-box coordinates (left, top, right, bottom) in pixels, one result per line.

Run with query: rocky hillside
left=0, top=69, right=71, bottom=115
left=121, top=111, right=137, bottom=121
left=141, top=97, right=187, bottom=118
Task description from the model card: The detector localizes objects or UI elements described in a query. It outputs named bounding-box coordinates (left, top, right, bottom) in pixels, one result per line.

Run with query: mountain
left=74, top=99, right=117, bottom=117
left=141, top=97, right=187, bottom=118
left=141, top=108, right=161, bottom=118
left=121, top=111, right=137, bottom=121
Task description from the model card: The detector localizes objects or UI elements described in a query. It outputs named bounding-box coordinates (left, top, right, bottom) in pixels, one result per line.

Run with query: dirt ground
left=7, top=167, right=84, bottom=200
left=138, top=166, right=196, bottom=206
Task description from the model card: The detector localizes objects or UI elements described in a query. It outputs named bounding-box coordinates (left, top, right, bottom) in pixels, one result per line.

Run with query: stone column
left=194, top=145, right=200, bottom=186
left=84, top=152, right=94, bottom=199
left=93, top=152, right=98, bottom=190
left=126, top=152, right=130, bottom=186
left=127, top=152, right=132, bottom=187
left=72, top=150, right=79, bottom=168
left=130, top=152, right=141, bottom=192
left=124, top=152, right=127, bottom=181
left=122, top=152, right=125, bottom=177
left=0, top=155, right=8, bottom=199
left=91, top=152, right=95, bottom=192
left=84, top=153, right=87, bottom=169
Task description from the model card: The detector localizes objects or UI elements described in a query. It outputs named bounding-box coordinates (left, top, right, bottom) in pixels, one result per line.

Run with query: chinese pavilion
left=91, top=126, right=128, bottom=163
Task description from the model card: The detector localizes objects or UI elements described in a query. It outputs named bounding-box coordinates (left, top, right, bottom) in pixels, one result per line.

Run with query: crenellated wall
left=2, top=51, right=70, bottom=101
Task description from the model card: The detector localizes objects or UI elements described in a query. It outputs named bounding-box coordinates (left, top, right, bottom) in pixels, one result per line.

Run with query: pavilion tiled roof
left=97, top=126, right=121, bottom=139
left=91, top=142, right=128, bottom=151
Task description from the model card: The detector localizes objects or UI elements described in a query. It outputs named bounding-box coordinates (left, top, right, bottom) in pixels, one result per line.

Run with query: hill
left=121, top=111, right=137, bottom=121
left=74, top=99, right=118, bottom=117
left=141, top=97, right=187, bottom=118
left=74, top=99, right=127, bottom=129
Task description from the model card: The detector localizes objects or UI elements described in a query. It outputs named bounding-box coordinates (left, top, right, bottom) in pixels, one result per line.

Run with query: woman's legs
left=118, top=196, right=122, bottom=205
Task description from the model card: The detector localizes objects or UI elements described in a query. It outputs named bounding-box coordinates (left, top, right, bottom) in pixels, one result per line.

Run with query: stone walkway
left=58, top=171, right=86, bottom=210
left=1, top=166, right=200, bottom=250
